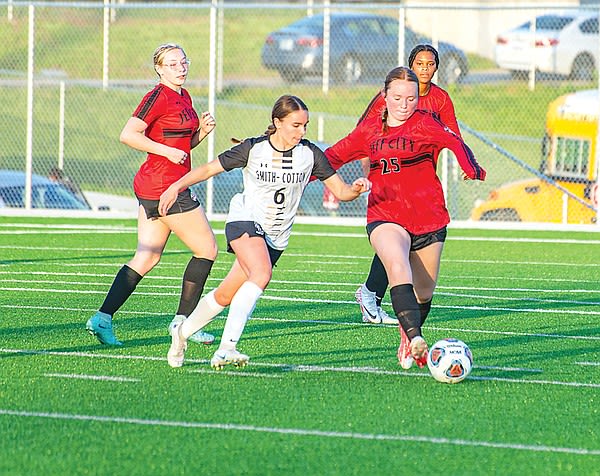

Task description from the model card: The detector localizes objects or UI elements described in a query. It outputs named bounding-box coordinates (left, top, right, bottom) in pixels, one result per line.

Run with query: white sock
left=181, top=290, right=224, bottom=339
left=219, top=281, right=263, bottom=351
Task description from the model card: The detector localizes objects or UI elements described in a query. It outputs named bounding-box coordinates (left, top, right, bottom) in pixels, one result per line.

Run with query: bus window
left=553, top=136, right=590, bottom=177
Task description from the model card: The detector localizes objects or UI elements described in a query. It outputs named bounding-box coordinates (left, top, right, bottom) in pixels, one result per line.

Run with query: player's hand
left=165, top=148, right=188, bottom=166
left=158, top=185, right=179, bottom=216
left=199, top=111, right=216, bottom=135
left=352, top=177, right=371, bottom=194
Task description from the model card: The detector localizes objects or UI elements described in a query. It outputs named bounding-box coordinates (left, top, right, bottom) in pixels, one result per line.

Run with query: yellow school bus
left=471, top=89, right=598, bottom=224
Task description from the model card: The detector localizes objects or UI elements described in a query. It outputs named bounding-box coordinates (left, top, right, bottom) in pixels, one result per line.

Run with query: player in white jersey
left=158, top=95, right=371, bottom=369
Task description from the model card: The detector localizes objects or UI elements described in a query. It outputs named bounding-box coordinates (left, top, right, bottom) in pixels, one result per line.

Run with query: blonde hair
left=265, top=95, right=309, bottom=136
left=153, top=43, right=186, bottom=76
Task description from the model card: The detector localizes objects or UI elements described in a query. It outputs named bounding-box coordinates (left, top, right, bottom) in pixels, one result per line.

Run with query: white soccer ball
left=427, top=338, right=473, bottom=384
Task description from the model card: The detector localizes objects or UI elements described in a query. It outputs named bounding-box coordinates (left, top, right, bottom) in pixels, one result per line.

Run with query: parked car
left=192, top=142, right=367, bottom=217
left=261, top=12, right=468, bottom=85
left=495, top=10, right=599, bottom=80
left=0, top=169, right=92, bottom=210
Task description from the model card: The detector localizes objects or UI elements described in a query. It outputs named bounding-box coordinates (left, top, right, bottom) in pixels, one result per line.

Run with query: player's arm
left=438, top=97, right=461, bottom=137
left=323, top=174, right=371, bottom=201
left=120, top=116, right=187, bottom=165
left=158, top=159, right=225, bottom=216
left=191, top=111, right=216, bottom=148
left=443, top=132, right=486, bottom=181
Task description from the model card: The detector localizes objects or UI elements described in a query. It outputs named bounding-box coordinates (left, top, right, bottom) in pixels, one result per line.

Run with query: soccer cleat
left=188, top=329, right=215, bottom=345
left=86, top=311, right=122, bottom=346
left=410, top=336, right=429, bottom=368
left=167, top=320, right=187, bottom=368
left=397, top=326, right=414, bottom=369
left=169, top=315, right=215, bottom=345
left=210, top=349, right=249, bottom=370
left=355, top=285, right=381, bottom=324
left=378, top=307, right=398, bottom=325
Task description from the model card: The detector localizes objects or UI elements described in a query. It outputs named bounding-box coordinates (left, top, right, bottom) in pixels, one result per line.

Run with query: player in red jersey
left=86, top=43, right=218, bottom=346
left=325, top=66, right=486, bottom=368
left=353, top=44, right=463, bottom=327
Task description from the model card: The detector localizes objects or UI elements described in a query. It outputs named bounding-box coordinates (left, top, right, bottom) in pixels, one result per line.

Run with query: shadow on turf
left=0, top=249, right=189, bottom=266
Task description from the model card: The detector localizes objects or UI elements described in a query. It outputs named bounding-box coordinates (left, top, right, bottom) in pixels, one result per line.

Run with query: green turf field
left=1, top=217, right=599, bottom=475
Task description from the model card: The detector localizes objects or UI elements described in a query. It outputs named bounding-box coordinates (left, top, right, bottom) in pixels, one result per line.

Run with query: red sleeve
left=133, top=86, right=165, bottom=126
left=324, top=124, right=371, bottom=171
left=436, top=93, right=461, bottom=137
left=426, top=115, right=485, bottom=180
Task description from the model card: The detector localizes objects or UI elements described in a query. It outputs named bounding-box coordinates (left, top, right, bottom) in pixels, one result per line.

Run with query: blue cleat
left=169, top=315, right=215, bottom=345
left=86, top=311, right=122, bottom=346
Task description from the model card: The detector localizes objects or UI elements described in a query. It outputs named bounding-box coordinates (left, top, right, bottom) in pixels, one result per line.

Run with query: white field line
left=2, top=279, right=600, bottom=309
left=576, top=362, right=600, bottom=366
left=0, top=348, right=594, bottom=387
left=0, top=408, right=598, bottom=455
left=1, top=289, right=600, bottom=317
left=3, top=303, right=600, bottom=342
left=188, top=368, right=283, bottom=378
left=43, top=373, right=139, bottom=383
left=2, top=223, right=600, bottom=245
left=3, top=276, right=599, bottom=304
left=1, top=267, right=599, bottom=287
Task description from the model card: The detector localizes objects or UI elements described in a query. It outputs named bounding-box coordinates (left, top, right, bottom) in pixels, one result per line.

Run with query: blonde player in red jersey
left=325, top=66, right=486, bottom=368
left=354, top=44, right=463, bottom=328
left=86, top=43, right=218, bottom=346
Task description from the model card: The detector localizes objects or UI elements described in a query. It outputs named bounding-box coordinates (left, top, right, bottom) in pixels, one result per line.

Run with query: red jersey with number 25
left=325, top=110, right=486, bottom=234
left=132, top=84, right=200, bottom=199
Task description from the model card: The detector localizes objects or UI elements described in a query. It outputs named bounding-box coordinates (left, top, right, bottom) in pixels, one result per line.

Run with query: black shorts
left=366, top=221, right=447, bottom=252
left=225, top=221, right=283, bottom=267
left=137, top=189, right=200, bottom=220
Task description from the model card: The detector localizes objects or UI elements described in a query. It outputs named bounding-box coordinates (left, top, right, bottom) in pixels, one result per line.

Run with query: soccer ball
left=427, top=338, right=473, bottom=384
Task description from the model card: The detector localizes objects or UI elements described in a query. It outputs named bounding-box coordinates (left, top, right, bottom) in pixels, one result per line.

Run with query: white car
left=495, top=11, right=599, bottom=80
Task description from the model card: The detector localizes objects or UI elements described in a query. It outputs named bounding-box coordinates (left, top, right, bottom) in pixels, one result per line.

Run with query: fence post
left=321, top=0, right=330, bottom=95
left=25, top=4, right=35, bottom=210
left=102, top=0, right=110, bottom=90
left=206, top=0, right=218, bottom=218
left=58, top=81, right=65, bottom=170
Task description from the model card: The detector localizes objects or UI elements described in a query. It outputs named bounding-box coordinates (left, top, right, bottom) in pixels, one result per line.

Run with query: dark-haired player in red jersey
left=325, top=66, right=486, bottom=368
left=353, top=44, right=463, bottom=328
left=86, top=43, right=218, bottom=346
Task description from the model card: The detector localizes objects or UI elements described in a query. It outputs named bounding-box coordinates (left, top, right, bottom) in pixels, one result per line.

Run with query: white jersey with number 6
left=218, top=135, right=335, bottom=250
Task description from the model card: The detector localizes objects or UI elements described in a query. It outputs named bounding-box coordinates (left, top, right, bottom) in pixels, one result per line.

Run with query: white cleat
left=167, top=321, right=187, bottom=368
left=378, top=307, right=398, bottom=325
left=210, top=349, right=249, bottom=370
left=355, top=285, right=381, bottom=323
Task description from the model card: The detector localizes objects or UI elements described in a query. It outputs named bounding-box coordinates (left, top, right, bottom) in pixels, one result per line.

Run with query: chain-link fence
left=1, top=1, right=599, bottom=228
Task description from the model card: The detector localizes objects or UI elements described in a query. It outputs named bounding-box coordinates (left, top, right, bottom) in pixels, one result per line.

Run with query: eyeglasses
left=162, top=59, right=191, bottom=70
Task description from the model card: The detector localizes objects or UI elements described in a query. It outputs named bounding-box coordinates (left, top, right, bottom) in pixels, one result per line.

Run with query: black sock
left=365, top=254, right=389, bottom=307
left=176, top=257, right=214, bottom=317
left=99, top=265, right=143, bottom=316
left=390, top=284, right=421, bottom=340
left=419, top=299, right=432, bottom=326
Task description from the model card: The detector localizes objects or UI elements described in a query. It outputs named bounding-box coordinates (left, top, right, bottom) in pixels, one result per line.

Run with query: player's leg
left=410, top=241, right=444, bottom=326
left=164, top=207, right=218, bottom=344
left=179, top=258, right=247, bottom=341
left=87, top=205, right=170, bottom=345
left=211, top=233, right=271, bottom=369
left=356, top=254, right=387, bottom=323
left=370, top=223, right=427, bottom=367
left=410, top=228, right=446, bottom=327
